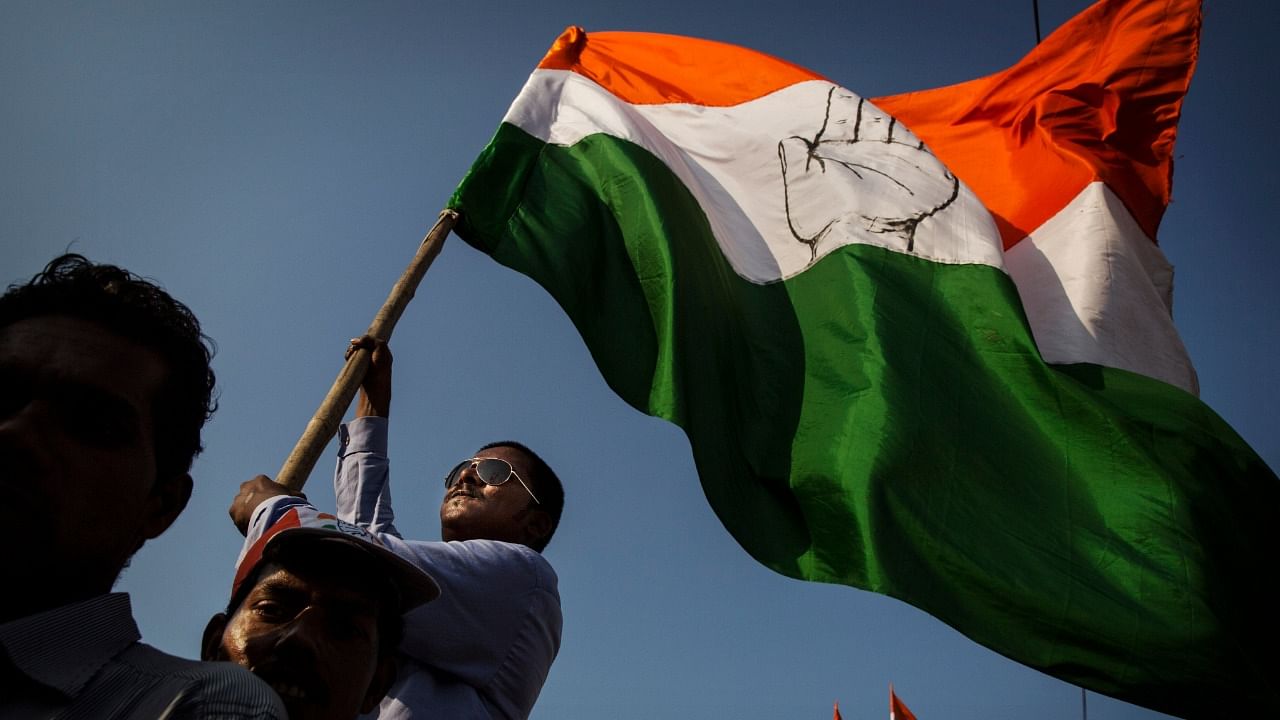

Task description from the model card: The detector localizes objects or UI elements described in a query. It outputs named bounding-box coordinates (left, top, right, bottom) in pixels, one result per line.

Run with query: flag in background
left=448, top=0, right=1278, bottom=714
left=889, top=685, right=917, bottom=720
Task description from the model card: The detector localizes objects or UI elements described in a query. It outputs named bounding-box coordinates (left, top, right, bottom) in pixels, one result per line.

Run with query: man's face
left=439, top=444, right=543, bottom=545
left=211, top=558, right=392, bottom=720
left=0, top=315, right=186, bottom=620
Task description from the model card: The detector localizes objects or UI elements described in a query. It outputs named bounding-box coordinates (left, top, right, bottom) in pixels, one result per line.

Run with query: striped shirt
left=0, top=593, right=285, bottom=720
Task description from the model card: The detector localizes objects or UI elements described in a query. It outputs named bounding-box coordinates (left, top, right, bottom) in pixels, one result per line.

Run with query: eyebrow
left=0, top=364, right=144, bottom=431
left=251, top=577, right=308, bottom=603
left=56, top=380, right=141, bottom=421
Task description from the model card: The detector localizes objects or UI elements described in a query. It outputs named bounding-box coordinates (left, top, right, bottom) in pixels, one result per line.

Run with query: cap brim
left=267, top=528, right=440, bottom=612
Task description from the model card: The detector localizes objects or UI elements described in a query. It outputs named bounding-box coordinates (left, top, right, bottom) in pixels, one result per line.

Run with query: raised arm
left=350, top=335, right=391, bottom=420
left=334, top=336, right=402, bottom=537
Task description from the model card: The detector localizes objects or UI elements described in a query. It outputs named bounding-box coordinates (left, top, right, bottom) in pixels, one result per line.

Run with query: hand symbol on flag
left=778, top=87, right=959, bottom=261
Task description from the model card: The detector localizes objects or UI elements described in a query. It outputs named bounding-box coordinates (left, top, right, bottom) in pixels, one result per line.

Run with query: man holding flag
left=231, top=337, right=563, bottom=720
left=234, top=0, right=1273, bottom=715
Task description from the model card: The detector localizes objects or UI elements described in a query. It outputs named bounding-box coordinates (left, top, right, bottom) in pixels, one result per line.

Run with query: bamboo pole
left=276, top=209, right=459, bottom=492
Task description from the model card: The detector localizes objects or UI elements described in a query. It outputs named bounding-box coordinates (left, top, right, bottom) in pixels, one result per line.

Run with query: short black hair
left=479, top=440, right=564, bottom=552
left=226, top=544, right=405, bottom=659
left=0, top=253, right=216, bottom=478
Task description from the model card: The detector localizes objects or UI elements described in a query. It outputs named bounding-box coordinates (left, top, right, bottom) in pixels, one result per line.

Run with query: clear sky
left=3, top=1, right=1275, bottom=718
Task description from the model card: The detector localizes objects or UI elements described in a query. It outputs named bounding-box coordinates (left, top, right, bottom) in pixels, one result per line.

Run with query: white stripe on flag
left=1005, top=182, right=1198, bottom=394
left=504, top=69, right=1004, bottom=283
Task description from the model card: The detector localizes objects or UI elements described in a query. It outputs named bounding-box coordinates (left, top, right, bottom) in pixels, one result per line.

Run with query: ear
left=521, top=508, right=553, bottom=549
left=360, top=654, right=398, bottom=713
left=139, top=473, right=193, bottom=542
left=201, top=613, right=229, bottom=662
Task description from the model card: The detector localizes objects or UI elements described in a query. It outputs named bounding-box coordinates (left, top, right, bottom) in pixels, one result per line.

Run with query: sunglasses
left=445, top=457, right=541, bottom=504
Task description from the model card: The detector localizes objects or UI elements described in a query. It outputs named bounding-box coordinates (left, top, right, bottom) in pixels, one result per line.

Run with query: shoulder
left=435, top=539, right=557, bottom=588
left=120, top=645, right=287, bottom=719
left=394, top=538, right=559, bottom=601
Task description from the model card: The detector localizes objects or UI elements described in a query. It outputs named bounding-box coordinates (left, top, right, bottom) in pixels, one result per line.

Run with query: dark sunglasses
left=445, top=457, right=541, bottom=504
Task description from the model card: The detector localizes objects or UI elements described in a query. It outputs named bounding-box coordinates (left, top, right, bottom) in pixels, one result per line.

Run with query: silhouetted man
left=0, top=254, right=284, bottom=719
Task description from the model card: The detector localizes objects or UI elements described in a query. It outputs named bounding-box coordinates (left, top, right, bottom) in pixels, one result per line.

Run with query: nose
left=270, top=606, right=326, bottom=659
left=0, top=397, right=51, bottom=480
left=0, top=392, right=39, bottom=434
left=455, top=460, right=483, bottom=487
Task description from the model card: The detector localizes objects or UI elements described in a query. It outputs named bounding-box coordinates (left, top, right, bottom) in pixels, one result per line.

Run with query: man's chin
left=279, top=699, right=315, bottom=720
left=251, top=670, right=332, bottom=719
left=440, top=496, right=478, bottom=522
left=276, top=693, right=347, bottom=720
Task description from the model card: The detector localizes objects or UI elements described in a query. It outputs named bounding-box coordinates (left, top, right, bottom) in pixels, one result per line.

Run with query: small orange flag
left=889, top=685, right=918, bottom=720
left=833, top=701, right=843, bottom=720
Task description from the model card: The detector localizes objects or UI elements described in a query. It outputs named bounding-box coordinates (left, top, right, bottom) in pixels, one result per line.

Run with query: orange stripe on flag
left=538, top=25, right=826, bottom=106
left=875, top=0, right=1201, bottom=249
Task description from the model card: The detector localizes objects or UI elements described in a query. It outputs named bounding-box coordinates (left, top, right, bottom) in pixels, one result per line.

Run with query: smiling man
left=230, top=337, right=564, bottom=720
left=205, top=504, right=439, bottom=720
left=0, top=254, right=284, bottom=719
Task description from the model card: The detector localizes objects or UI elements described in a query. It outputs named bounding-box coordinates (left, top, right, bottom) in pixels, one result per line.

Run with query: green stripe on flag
left=450, top=123, right=1279, bottom=715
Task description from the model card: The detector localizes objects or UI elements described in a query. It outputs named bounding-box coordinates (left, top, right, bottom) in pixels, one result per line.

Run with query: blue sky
left=3, top=1, right=1276, bottom=718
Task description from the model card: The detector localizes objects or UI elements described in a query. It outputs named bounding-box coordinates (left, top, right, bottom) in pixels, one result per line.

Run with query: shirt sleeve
left=333, top=416, right=402, bottom=539
left=236, top=494, right=313, bottom=568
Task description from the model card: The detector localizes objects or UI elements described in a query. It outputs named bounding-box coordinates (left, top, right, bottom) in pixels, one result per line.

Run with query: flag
left=889, top=686, right=917, bottom=720
left=873, top=0, right=1202, bottom=395
left=447, top=0, right=1279, bottom=714
left=833, top=701, right=842, bottom=720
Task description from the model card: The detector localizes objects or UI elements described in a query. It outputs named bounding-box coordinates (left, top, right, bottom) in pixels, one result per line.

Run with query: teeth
left=271, top=682, right=306, bottom=700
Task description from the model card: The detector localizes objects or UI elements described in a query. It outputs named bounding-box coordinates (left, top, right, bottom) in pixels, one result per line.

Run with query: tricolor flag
left=448, top=0, right=1278, bottom=714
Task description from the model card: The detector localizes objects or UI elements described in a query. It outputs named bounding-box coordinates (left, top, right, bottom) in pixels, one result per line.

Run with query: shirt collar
left=0, top=593, right=141, bottom=698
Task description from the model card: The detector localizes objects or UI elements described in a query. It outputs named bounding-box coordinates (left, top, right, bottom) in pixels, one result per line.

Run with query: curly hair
left=0, top=253, right=217, bottom=478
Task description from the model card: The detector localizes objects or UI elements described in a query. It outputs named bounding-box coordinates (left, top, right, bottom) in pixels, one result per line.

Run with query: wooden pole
left=275, top=209, right=459, bottom=492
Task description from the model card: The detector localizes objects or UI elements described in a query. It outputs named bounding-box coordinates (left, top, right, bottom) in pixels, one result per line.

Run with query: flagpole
left=1032, top=0, right=1042, bottom=44
left=275, top=208, right=460, bottom=492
